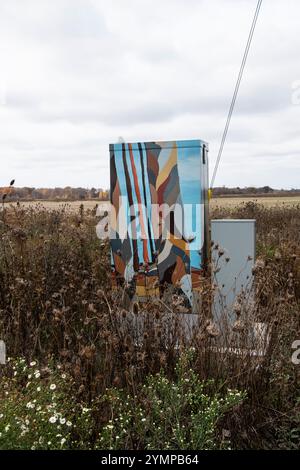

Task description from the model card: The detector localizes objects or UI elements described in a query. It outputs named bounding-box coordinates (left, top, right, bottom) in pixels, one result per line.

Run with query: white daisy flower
left=26, top=402, right=35, bottom=409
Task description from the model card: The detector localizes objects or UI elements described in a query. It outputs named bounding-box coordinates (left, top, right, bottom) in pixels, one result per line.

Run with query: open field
left=4, top=195, right=300, bottom=213
left=211, top=195, right=300, bottom=208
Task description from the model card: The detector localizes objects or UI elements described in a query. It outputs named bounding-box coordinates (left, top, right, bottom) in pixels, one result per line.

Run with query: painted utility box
left=110, top=139, right=209, bottom=312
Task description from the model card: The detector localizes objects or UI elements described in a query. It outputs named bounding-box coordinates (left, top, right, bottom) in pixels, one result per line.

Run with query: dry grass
left=0, top=201, right=299, bottom=449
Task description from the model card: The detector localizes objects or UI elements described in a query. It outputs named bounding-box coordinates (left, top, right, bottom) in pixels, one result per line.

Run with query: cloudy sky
left=0, top=0, right=299, bottom=189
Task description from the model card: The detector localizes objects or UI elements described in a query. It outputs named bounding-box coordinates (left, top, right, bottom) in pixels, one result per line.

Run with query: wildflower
left=30, top=361, right=37, bottom=367
left=26, top=402, right=35, bottom=409
left=59, top=418, right=66, bottom=425
left=50, top=384, right=56, bottom=390
left=49, top=416, right=57, bottom=424
left=66, top=421, right=72, bottom=427
left=61, top=438, right=66, bottom=446
left=61, top=374, right=66, bottom=379
left=34, top=371, right=41, bottom=379
left=37, top=386, right=41, bottom=392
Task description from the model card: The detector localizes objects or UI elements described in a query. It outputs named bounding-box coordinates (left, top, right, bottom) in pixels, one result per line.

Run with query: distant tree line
left=0, top=187, right=109, bottom=201
left=1, top=185, right=299, bottom=202
left=213, top=186, right=300, bottom=197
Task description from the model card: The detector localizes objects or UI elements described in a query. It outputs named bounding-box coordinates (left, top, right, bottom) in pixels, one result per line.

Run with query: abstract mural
left=109, top=139, right=209, bottom=312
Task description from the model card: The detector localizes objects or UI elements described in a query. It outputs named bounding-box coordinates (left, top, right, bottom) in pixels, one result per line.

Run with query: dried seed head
left=274, top=250, right=281, bottom=261
left=206, top=321, right=220, bottom=338
left=132, top=302, right=139, bottom=315
left=233, top=302, right=242, bottom=316
left=254, top=259, right=265, bottom=270
left=232, top=320, right=245, bottom=333
left=113, top=376, right=121, bottom=386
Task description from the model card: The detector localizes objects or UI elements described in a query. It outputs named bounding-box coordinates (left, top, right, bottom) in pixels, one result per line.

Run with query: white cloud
left=0, top=0, right=299, bottom=188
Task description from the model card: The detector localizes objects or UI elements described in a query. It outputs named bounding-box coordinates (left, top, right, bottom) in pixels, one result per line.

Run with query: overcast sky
left=0, top=0, right=299, bottom=189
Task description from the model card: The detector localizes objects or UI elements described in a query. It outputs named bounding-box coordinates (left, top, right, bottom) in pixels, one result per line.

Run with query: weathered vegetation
left=0, top=201, right=299, bottom=449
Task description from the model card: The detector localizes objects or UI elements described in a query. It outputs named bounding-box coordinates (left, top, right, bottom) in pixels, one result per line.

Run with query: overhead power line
left=210, top=0, right=263, bottom=189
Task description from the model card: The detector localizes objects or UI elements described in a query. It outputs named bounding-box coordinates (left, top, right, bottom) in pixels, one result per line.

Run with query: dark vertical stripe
left=110, top=149, right=117, bottom=270
left=138, top=142, right=155, bottom=262
left=110, top=149, right=117, bottom=205
left=122, top=143, right=139, bottom=271
left=128, top=143, right=149, bottom=264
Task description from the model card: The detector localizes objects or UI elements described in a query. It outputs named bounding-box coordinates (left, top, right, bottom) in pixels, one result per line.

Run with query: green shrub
left=0, top=355, right=245, bottom=450
left=95, top=353, right=245, bottom=450
left=0, top=358, right=94, bottom=450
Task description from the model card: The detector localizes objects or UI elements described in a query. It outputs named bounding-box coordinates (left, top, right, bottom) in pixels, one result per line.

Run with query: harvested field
left=5, top=195, right=300, bottom=213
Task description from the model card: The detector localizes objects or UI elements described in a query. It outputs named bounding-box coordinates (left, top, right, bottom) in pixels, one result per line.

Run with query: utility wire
left=210, top=0, right=263, bottom=189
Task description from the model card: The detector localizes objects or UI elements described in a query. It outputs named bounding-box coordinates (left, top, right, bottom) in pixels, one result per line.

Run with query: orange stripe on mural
left=128, top=144, right=149, bottom=264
